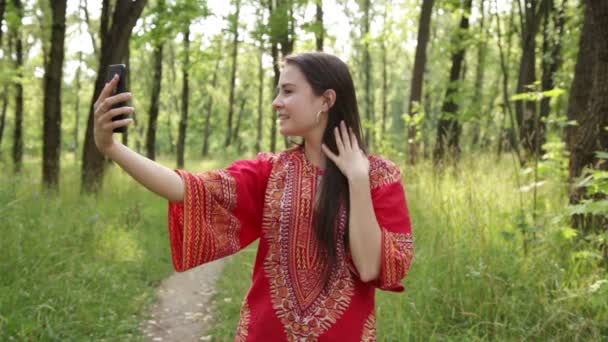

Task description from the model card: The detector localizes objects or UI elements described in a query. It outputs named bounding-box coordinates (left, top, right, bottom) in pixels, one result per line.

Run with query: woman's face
left=272, top=64, right=327, bottom=138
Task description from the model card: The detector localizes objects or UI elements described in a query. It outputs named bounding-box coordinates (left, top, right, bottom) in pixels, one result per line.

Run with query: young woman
left=94, top=52, right=414, bottom=341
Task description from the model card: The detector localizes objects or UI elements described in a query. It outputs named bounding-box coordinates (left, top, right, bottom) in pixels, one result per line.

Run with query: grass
left=0, top=153, right=223, bottom=341
left=207, top=154, right=608, bottom=341
left=1, top=151, right=606, bottom=341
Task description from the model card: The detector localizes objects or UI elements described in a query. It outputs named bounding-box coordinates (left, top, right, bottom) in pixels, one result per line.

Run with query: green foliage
left=206, top=154, right=608, bottom=340
left=0, top=158, right=177, bottom=340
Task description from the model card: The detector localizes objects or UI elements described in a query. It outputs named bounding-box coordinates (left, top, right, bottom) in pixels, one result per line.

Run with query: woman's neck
left=303, top=140, right=326, bottom=170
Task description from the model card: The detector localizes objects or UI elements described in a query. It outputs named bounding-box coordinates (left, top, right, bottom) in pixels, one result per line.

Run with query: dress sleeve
left=167, top=152, right=274, bottom=272
left=349, top=156, right=414, bottom=292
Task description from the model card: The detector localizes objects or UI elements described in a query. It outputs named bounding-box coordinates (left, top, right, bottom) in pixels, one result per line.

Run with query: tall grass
left=208, top=154, right=608, bottom=341
left=0, top=154, right=221, bottom=340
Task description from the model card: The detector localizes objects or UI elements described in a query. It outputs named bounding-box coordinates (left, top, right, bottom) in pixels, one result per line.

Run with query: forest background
left=0, top=0, right=607, bottom=340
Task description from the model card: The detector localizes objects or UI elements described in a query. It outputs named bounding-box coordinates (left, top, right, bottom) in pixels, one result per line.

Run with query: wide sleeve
left=167, top=152, right=274, bottom=272
left=366, top=157, right=414, bottom=292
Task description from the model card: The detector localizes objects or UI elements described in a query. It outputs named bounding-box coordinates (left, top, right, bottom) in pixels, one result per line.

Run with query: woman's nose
left=271, top=96, right=282, bottom=110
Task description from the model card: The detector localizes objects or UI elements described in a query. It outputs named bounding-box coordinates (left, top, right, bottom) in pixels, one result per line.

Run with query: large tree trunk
left=11, top=0, right=23, bottom=174
left=433, top=0, right=472, bottom=164
left=515, top=0, right=549, bottom=158
left=42, top=0, right=67, bottom=191
left=80, top=0, right=147, bottom=193
left=177, top=27, right=190, bottom=169
left=202, top=39, right=222, bottom=157
left=565, top=2, right=593, bottom=151
left=568, top=0, right=608, bottom=233
left=407, top=0, right=434, bottom=164
left=225, top=0, right=241, bottom=147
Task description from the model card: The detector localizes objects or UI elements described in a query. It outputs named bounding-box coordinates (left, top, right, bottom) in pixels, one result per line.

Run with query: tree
left=10, top=0, right=24, bottom=173
left=145, top=0, right=167, bottom=161
left=80, top=0, right=147, bottom=193
left=514, top=0, right=549, bottom=157
left=433, top=0, right=472, bottom=164
left=315, top=0, right=323, bottom=50
left=42, top=0, right=67, bottom=191
left=225, top=0, right=241, bottom=147
left=176, top=26, right=190, bottom=169
left=407, top=0, right=434, bottom=165
left=568, top=0, right=608, bottom=232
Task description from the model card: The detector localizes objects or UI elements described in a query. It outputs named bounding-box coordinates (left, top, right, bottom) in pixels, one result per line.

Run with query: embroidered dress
left=168, top=146, right=414, bottom=341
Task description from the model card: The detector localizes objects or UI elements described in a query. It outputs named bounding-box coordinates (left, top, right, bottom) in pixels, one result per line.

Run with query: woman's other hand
left=93, top=74, right=134, bottom=155
left=321, top=120, right=370, bottom=182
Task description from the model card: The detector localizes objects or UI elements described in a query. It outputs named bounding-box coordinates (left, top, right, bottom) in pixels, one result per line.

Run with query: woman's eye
left=284, top=89, right=292, bottom=94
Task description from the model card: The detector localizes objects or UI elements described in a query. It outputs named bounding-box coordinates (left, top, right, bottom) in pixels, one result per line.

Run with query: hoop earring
left=315, top=110, right=323, bottom=124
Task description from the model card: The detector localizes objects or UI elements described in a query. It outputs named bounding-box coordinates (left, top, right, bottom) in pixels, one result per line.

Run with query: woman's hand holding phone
left=93, top=74, right=134, bottom=155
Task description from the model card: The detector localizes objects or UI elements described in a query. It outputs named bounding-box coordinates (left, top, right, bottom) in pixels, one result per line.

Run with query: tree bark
left=407, top=0, right=434, bottom=164
left=316, top=0, right=323, bottom=51
left=146, top=42, right=163, bottom=161
left=565, top=0, right=593, bottom=151
left=433, top=0, right=472, bottom=164
left=471, top=0, right=487, bottom=148
left=11, top=0, right=23, bottom=174
left=202, top=39, right=222, bottom=157
left=515, top=0, right=549, bottom=157
left=568, top=0, right=608, bottom=233
left=177, top=27, right=190, bottom=169
left=42, top=0, right=67, bottom=191
left=225, top=0, right=241, bottom=147
left=80, top=0, right=147, bottom=193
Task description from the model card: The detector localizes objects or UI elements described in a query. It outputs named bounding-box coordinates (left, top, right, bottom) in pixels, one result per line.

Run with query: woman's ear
left=322, top=89, right=336, bottom=111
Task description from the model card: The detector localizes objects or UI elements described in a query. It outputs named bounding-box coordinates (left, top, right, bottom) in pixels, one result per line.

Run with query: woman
left=94, top=52, right=414, bottom=341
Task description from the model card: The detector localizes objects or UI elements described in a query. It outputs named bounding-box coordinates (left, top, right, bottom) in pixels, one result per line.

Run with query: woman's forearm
left=104, top=142, right=184, bottom=202
left=348, top=175, right=382, bottom=282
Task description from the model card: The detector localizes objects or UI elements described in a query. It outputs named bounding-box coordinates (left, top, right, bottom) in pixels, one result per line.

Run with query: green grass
left=207, top=154, right=608, bottom=341
left=0, top=153, right=223, bottom=341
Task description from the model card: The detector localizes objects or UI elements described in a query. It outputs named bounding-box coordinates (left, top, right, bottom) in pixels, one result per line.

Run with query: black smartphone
left=106, top=64, right=128, bottom=133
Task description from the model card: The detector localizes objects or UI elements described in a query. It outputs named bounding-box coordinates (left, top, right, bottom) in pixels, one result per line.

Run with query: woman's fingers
left=94, top=75, right=120, bottom=112
left=100, top=106, right=134, bottom=123
left=321, top=143, right=338, bottom=163
left=340, top=121, right=352, bottom=150
left=334, top=126, right=345, bottom=154
left=104, top=118, right=134, bottom=131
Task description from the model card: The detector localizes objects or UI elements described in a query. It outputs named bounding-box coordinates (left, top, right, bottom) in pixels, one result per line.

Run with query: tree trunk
left=407, top=0, right=434, bottom=164
left=232, top=94, right=247, bottom=145
left=362, top=0, right=373, bottom=148
left=73, top=50, right=82, bottom=157
left=316, top=0, right=323, bottom=51
left=515, top=0, right=549, bottom=157
left=471, top=0, right=487, bottom=148
left=177, top=27, right=190, bottom=169
left=11, top=0, right=23, bottom=174
left=256, top=44, right=264, bottom=152
left=433, top=0, right=472, bottom=164
left=81, top=0, right=98, bottom=58
left=270, top=40, right=279, bottom=153
left=146, top=42, right=163, bottom=161
left=81, top=0, right=147, bottom=193
left=0, top=0, right=5, bottom=47
left=42, top=0, right=67, bottom=191
left=202, top=39, right=222, bottom=157
left=566, top=0, right=593, bottom=150
left=225, top=0, right=241, bottom=147
left=568, top=0, right=608, bottom=232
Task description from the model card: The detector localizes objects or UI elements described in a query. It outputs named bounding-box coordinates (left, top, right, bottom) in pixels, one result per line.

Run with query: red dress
left=168, top=146, right=414, bottom=341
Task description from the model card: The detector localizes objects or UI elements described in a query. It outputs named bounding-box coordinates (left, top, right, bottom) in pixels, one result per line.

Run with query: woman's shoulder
left=367, top=153, right=403, bottom=189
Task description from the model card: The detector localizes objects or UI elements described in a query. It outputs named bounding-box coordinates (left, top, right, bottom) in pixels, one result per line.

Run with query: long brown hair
left=284, top=52, right=367, bottom=285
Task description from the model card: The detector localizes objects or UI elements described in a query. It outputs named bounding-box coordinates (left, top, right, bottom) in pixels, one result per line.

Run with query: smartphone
left=106, top=64, right=128, bottom=133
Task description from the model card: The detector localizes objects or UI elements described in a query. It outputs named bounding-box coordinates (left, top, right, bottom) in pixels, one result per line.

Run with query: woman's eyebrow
left=276, top=83, right=296, bottom=92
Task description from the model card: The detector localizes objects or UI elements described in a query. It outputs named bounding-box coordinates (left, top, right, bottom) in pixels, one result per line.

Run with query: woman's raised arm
left=94, top=74, right=184, bottom=202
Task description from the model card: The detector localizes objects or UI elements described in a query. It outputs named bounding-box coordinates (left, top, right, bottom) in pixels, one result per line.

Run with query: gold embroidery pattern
left=369, top=155, right=402, bottom=190
left=381, top=231, right=414, bottom=288
left=361, top=311, right=377, bottom=342
left=181, top=169, right=239, bottom=269
left=234, top=301, right=251, bottom=342
left=262, top=150, right=354, bottom=341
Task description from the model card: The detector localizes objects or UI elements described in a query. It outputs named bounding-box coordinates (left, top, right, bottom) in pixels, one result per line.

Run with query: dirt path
left=141, top=259, right=225, bottom=341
